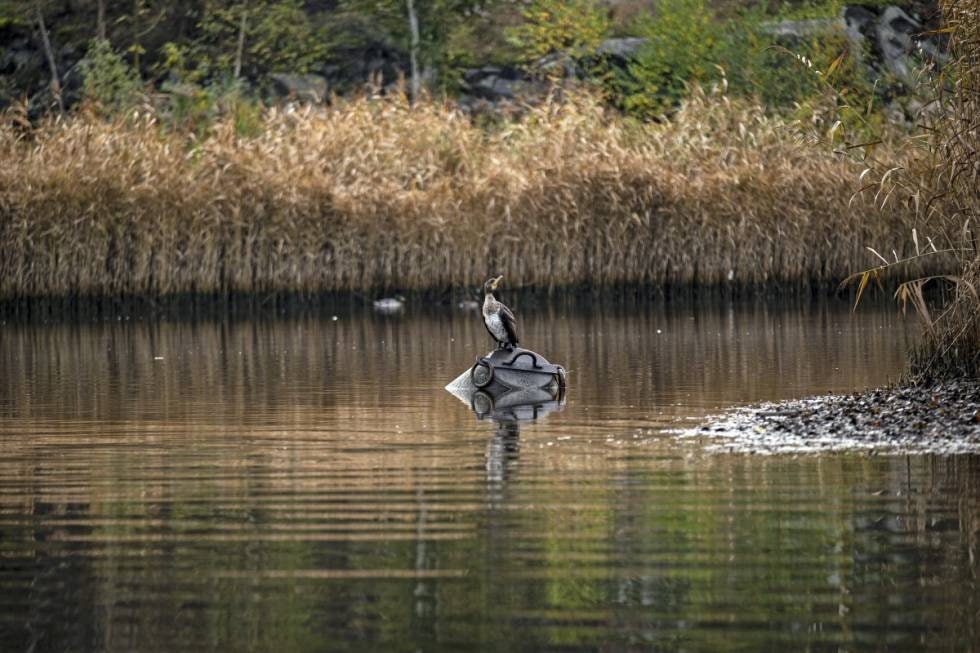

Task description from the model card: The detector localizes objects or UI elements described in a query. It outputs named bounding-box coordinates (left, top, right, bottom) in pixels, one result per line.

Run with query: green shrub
left=508, top=0, right=610, bottom=63
left=159, top=79, right=264, bottom=138
left=176, top=1, right=328, bottom=82
left=721, top=22, right=875, bottom=121
left=600, top=0, right=878, bottom=123
left=610, top=0, right=724, bottom=118
left=79, top=38, right=142, bottom=112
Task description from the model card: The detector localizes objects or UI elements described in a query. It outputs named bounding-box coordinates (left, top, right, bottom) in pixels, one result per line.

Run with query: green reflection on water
left=0, top=301, right=977, bottom=651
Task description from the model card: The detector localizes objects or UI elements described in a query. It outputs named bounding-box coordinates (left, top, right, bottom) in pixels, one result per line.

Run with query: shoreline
left=690, top=380, right=980, bottom=454
left=0, top=287, right=906, bottom=323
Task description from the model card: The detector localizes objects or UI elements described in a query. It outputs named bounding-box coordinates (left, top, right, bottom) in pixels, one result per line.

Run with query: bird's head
left=483, top=275, right=503, bottom=295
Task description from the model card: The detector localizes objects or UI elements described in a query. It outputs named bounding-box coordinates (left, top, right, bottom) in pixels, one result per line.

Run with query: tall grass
left=908, top=0, right=980, bottom=381
left=0, top=89, right=927, bottom=301
left=845, top=0, right=979, bottom=381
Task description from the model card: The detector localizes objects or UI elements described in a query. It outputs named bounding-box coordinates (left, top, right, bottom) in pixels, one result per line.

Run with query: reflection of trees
left=1, top=439, right=978, bottom=648
left=465, top=454, right=980, bottom=650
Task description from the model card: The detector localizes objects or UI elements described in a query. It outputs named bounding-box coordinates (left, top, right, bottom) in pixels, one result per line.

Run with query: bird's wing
left=500, top=304, right=519, bottom=344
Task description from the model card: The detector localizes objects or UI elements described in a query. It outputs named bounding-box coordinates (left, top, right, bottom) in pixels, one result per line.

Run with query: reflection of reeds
left=1, top=91, right=922, bottom=300
left=0, top=302, right=909, bottom=425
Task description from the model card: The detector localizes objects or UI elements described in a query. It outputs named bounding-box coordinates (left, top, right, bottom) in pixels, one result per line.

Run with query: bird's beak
left=493, top=275, right=504, bottom=288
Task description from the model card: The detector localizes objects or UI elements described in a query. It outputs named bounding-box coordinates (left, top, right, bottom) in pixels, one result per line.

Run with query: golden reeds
left=905, top=0, right=980, bottom=381
left=0, top=89, right=925, bottom=301
left=845, top=0, right=980, bottom=381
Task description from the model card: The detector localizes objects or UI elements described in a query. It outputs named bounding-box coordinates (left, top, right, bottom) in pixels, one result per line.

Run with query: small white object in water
left=331, top=315, right=338, bottom=321
left=153, top=356, right=164, bottom=360
left=373, top=296, right=405, bottom=312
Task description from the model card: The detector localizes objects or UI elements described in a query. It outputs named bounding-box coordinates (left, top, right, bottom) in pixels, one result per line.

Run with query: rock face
left=457, top=64, right=552, bottom=116
left=456, top=37, right=648, bottom=115
left=594, top=37, right=648, bottom=64
left=756, top=4, right=947, bottom=123
left=874, top=5, right=947, bottom=83
left=462, top=65, right=526, bottom=101
left=0, top=4, right=947, bottom=117
left=764, top=5, right=946, bottom=88
left=456, top=6, right=946, bottom=116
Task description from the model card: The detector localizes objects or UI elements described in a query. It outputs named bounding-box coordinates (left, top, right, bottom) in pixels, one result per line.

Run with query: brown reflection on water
left=1, top=300, right=978, bottom=651
left=1, top=299, right=910, bottom=422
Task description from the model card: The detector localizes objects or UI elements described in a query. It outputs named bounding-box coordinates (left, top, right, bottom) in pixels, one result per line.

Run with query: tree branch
left=406, top=0, right=420, bottom=102
left=34, top=1, right=64, bottom=114
left=234, top=1, right=248, bottom=80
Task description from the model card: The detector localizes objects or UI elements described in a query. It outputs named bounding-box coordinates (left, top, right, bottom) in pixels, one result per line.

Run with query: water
left=1, top=300, right=977, bottom=651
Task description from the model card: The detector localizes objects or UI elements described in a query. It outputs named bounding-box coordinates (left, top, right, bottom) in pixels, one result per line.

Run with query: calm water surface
left=0, top=300, right=977, bottom=651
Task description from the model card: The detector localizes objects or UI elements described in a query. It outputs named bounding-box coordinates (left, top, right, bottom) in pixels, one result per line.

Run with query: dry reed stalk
left=902, top=0, right=980, bottom=381
left=0, top=90, right=927, bottom=301
left=841, top=0, right=980, bottom=381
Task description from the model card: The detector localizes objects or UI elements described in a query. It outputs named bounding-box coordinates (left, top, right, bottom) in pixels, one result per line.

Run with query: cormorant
left=482, top=275, right=519, bottom=350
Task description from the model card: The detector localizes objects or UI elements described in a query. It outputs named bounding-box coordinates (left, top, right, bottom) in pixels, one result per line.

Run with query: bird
left=372, top=295, right=405, bottom=313
left=482, top=275, right=519, bottom=350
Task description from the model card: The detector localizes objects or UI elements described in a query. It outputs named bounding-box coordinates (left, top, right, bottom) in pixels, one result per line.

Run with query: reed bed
left=0, top=90, right=924, bottom=301
left=905, top=0, right=980, bottom=381
left=848, top=0, right=980, bottom=382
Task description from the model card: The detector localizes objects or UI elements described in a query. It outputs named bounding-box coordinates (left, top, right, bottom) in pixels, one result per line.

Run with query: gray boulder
left=595, top=37, right=648, bottom=62
left=533, top=51, right=579, bottom=78
left=268, top=73, right=328, bottom=103
left=761, top=18, right=840, bottom=40
left=875, top=6, right=946, bottom=84
left=762, top=5, right=946, bottom=88
left=460, top=65, right=542, bottom=102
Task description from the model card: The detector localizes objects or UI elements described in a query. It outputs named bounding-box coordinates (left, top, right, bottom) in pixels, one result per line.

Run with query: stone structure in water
left=445, top=347, right=566, bottom=423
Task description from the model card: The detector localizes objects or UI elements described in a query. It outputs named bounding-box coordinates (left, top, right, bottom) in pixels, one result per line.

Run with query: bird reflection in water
left=445, top=353, right=567, bottom=504
left=470, top=387, right=564, bottom=484
left=485, top=421, right=521, bottom=485
left=476, top=390, right=566, bottom=514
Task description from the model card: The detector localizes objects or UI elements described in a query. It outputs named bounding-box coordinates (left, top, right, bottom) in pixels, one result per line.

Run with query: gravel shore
left=693, top=381, right=980, bottom=454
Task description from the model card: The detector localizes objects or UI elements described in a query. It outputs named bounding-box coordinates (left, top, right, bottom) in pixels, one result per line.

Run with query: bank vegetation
left=0, top=87, right=934, bottom=301
left=844, top=0, right=979, bottom=381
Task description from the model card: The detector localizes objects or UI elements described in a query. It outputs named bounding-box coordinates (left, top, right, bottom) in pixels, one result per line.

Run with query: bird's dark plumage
left=482, top=275, right=519, bottom=349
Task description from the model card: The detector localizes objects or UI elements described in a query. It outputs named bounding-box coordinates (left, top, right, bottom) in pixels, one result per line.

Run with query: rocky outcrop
left=873, top=5, right=947, bottom=83
left=595, top=37, right=648, bottom=61
left=0, top=4, right=948, bottom=119
left=764, top=5, right=946, bottom=87
left=456, top=66, right=548, bottom=118
left=756, top=4, right=947, bottom=123
left=456, top=37, right=649, bottom=114
left=457, top=6, right=945, bottom=116
left=268, top=73, right=328, bottom=103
